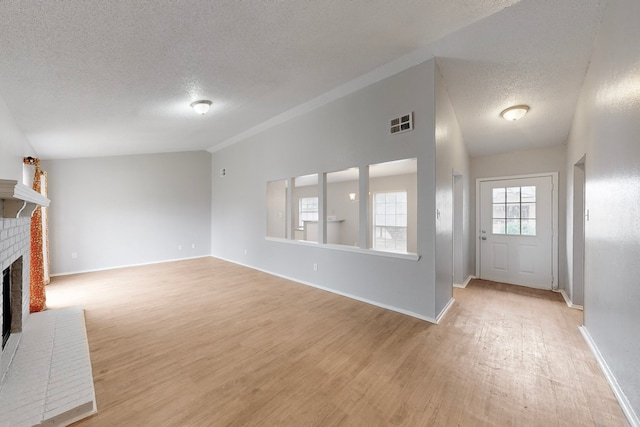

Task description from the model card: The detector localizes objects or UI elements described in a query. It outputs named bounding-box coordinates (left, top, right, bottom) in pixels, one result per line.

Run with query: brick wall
left=0, top=214, right=31, bottom=358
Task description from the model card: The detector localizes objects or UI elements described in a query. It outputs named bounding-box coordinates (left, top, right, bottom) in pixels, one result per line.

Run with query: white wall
left=326, top=179, right=359, bottom=246
left=211, top=60, right=439, bottom=320
left=434, top=63, right=471, bottom=309
left=470, top=144, right=567, bottom=287
left=0, top=94, right=37, bottom=181
left=266, top=179, right=287, bottom=239
left=42, top=151, right=212, bottom=275
left=565, top=0, right=640, bottom=419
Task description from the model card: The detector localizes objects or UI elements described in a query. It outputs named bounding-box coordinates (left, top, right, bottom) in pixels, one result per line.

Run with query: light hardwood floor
left=43, top=257, right=627, bottom=426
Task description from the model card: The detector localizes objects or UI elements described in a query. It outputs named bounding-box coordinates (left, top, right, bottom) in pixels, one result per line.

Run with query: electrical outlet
left=244, top=249, right=248, bottom=255
left=178, top=245, right=182, bottom=251
left=191, top=243, right=195, bottom=249
left=313, top=263, right=318, bottom=271
left=71, top=252, right=77, bottom=259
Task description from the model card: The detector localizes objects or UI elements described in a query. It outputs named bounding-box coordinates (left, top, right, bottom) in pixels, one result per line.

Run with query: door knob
left=481, top=236, right=487, bottom=240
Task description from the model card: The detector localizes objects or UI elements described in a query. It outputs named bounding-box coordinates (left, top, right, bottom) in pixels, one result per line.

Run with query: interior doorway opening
left=572, top=156, right=586, bottom=308
left=453, top=172, right=464, bottom=287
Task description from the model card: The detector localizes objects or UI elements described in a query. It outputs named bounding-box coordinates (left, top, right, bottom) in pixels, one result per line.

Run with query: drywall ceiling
left=433, top=0, right=607, bottom=157
left=0, top=0, right=605, bottom=160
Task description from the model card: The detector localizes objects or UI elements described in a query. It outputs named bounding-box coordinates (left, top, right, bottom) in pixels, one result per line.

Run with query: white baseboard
left=558, top=289, right=584, bottom=310
left=212, top=255, right=439, bottom=324
left=435, top=298, right=455, bottom=323
left=49, top=255, right=211, bottom=277
left=579, top=326, right=639, bottom=427
left=454, top=275, right=475, bottom=288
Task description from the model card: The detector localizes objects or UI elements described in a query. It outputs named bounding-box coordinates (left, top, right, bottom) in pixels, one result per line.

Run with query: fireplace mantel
left=0, top=179, right=50, bottom=219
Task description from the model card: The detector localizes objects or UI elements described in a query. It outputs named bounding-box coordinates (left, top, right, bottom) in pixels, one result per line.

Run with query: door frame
left=453, top=171, right=464, bottom=287
left=475, top=172, right=559, bottom=289
left=572, top=156, right=586, bottom=307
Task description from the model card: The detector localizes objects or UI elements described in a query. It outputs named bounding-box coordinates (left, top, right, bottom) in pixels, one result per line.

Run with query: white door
left=479, top=176, right=554, bottom=289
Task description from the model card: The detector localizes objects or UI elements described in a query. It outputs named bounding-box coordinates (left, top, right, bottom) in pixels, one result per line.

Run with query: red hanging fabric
left=25, top=157, right=46, bottom=312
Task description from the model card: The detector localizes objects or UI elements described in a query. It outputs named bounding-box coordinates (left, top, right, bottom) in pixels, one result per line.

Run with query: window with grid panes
left=373, top=191, right=407, bottom=252
left=492, top=186, right=536, bottom=235
left=298, top=197, right=318, bottom=227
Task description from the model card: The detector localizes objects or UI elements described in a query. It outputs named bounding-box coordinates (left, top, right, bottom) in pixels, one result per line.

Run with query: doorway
left=572, top=157, right=586, bottom=307
left=453, top=172, right=464, bottom=287
left=476, top=173, right=558, bottom=290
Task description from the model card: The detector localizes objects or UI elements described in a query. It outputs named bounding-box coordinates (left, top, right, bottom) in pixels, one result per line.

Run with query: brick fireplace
left=0, top=199, right=39, bottom=378
left=1, top=180, right=98, bottom=427
left=0, top=179, right=50, bottom=375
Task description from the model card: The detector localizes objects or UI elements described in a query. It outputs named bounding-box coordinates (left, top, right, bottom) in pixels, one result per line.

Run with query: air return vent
left=390, top=113, right=413, bottom=134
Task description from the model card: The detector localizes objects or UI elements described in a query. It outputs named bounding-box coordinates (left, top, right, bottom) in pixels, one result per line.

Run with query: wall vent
left=390, top=113, right=413, bottom=135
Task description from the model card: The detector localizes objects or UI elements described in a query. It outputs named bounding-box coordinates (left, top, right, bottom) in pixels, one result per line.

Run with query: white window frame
left=298, top=196, right=318, bottom=228
left=372, top=191, right=408, bottom=253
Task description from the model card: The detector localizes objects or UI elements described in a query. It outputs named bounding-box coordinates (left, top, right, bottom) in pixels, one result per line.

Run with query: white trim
left=435, top=298, right=455, bottom=323
left=557, top=289, right=583, bottom=310
left=475, top=172, right=559, bottom=290
left=212, top=255, right=437, bottom=323
left=580, top=326, right=640, bottom=427
left=454, top=275, right=475, bottom=289
left=265, top=237, right=421, bottom=261
left=0, top=179, right=50, bottom=218
left=49, top=255, right=211, bottom=277
left=0, top=179, right=50, bottom=207
left=207, top=49, right=435, bottom=152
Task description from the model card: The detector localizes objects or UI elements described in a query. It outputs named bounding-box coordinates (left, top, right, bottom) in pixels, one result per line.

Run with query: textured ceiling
left=0, top=0, right=606, bottom=159
left=434, top=0, right=608, bottom=157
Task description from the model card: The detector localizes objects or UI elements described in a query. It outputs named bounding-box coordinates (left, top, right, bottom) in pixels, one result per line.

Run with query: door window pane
left=506, top=219, right=521, bottom=235
left=506, top=204, right=520, bottom=218
left=506, top=187, right=520, bottom=203
left=491, top=185, right=537, bottom=236
left=521, top=220, right=537, bottom=236
left=521, top=186, right=536, bottom=202
left=521, top=203, right=536, bottom=219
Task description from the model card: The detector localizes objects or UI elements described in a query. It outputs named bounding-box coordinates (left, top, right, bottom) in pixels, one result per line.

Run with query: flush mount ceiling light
left=190, top=100, right=212, bottom=115
left=500, top=105, right=530, bottom=121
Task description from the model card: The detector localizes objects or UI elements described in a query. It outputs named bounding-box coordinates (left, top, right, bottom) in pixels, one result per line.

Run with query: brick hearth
left=1, top=184, right=97, bottom=426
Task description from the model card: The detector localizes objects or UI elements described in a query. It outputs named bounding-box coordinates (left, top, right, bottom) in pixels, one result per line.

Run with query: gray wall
left=470, top=144, right=567, bottom=287
left=42, top=151, right=212, bottom=275
left=0, top=94, right=36, bottom=181
left=326, top=178, right=359, bottom=246
left=211, top=60, right=440, bottom=320
left=565, top=0, right=640, bottom=418
left=266, top=179, right=287, bottom=239
left=434, top=64, right=471, bottom=309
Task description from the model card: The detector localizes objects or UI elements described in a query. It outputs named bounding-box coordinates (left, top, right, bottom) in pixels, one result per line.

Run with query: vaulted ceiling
left=0, top=0, right=606, bottom=159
